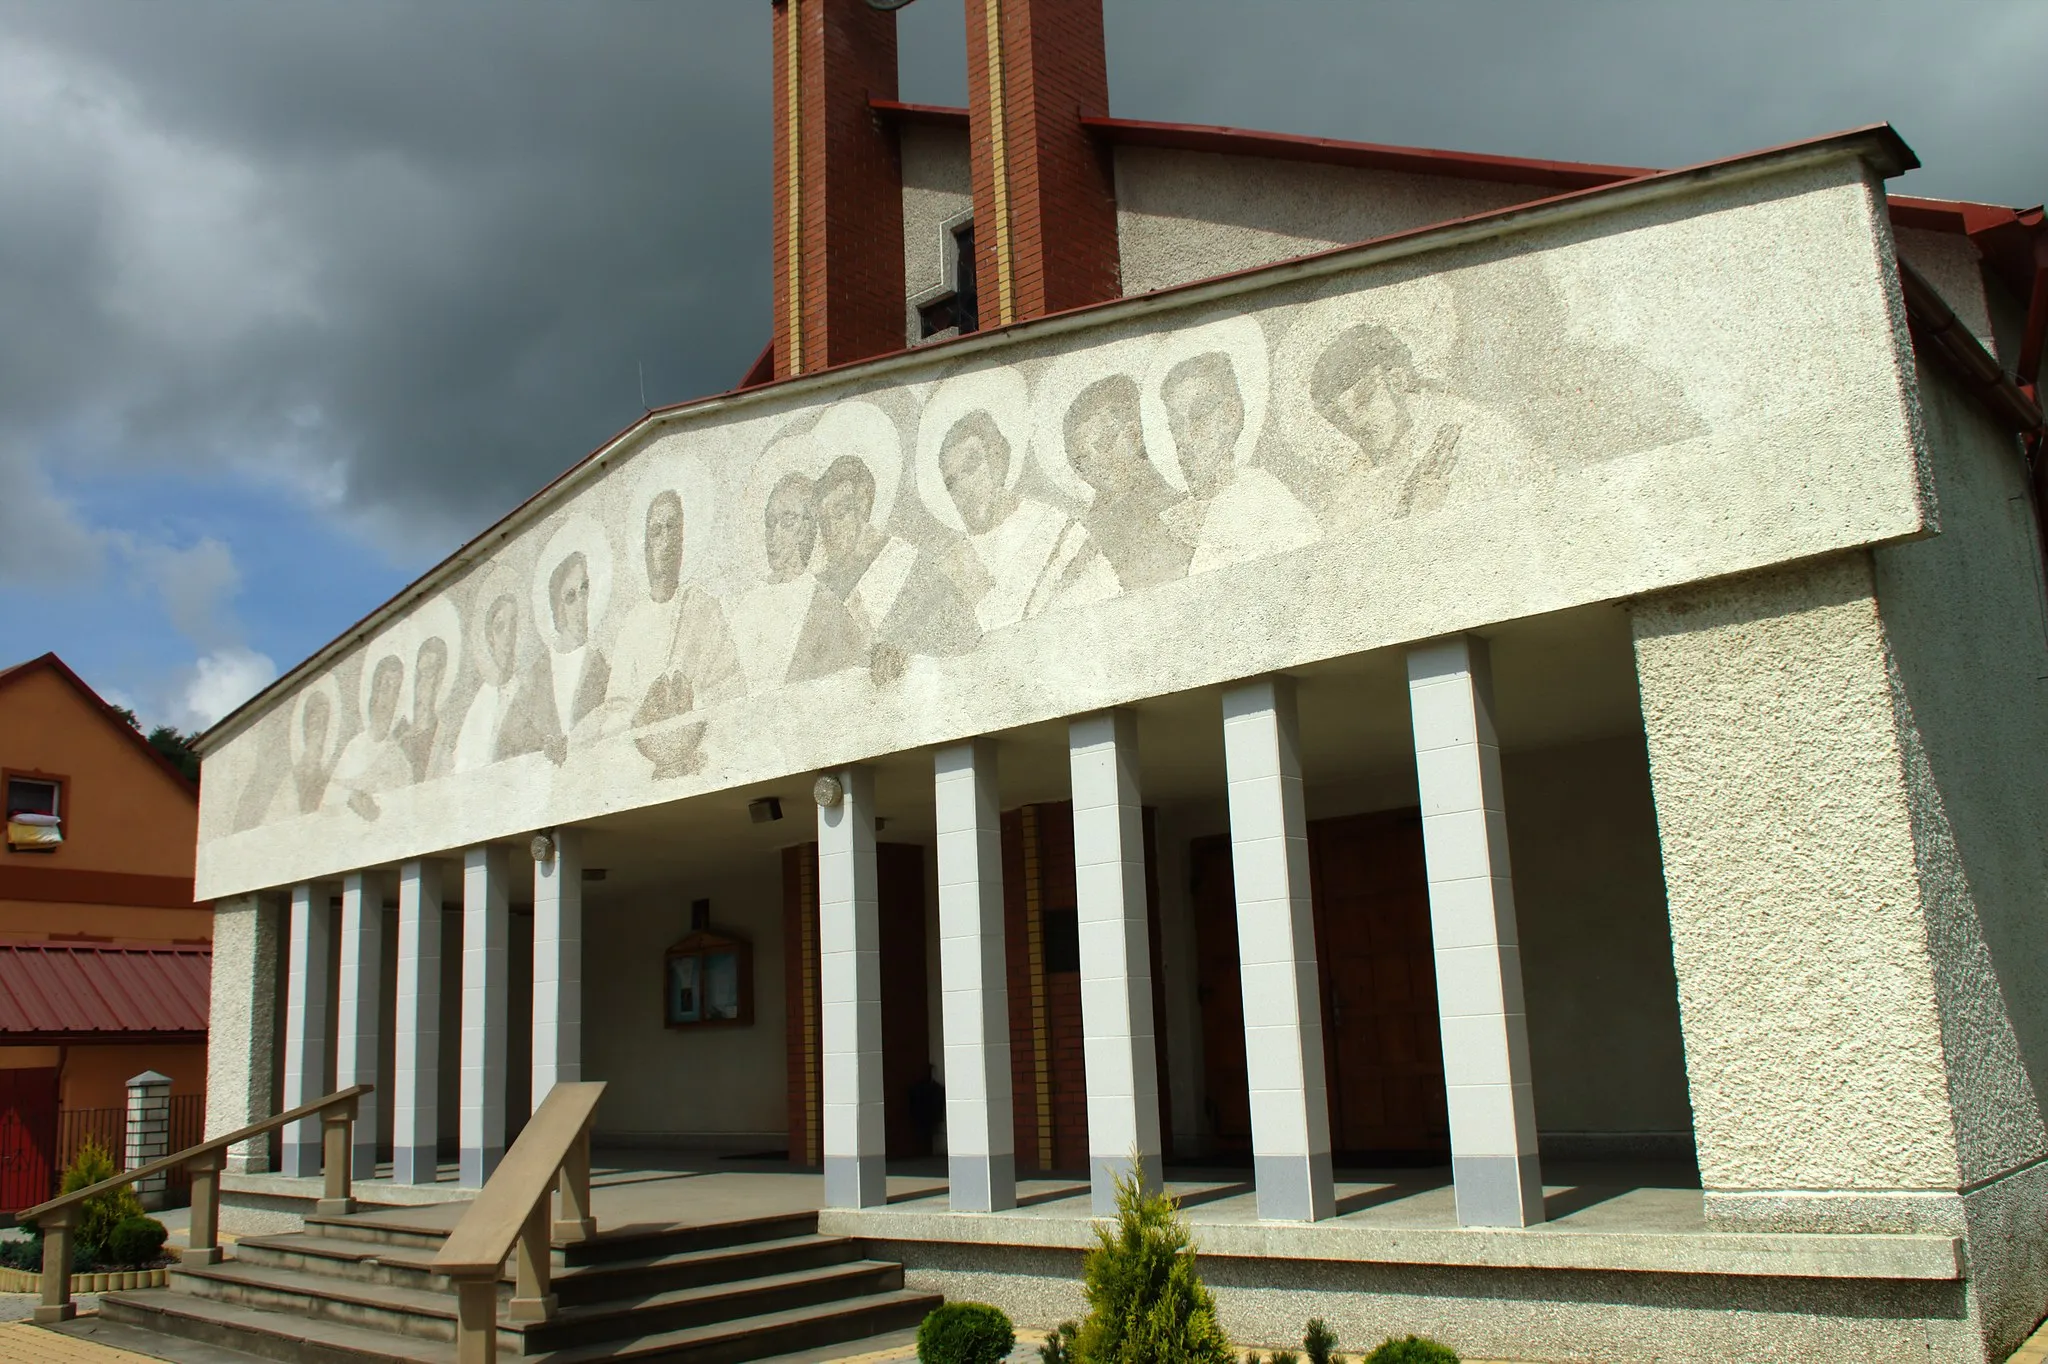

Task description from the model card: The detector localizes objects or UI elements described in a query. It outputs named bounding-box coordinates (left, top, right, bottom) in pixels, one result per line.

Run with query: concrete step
left=302, top=1211, right=456, bottom=1253
left=557, top=1211, right=824, bottom=1267
left=231, top=1232, right=459, bottom=1294
left=98, top=1283, right=944, bottom=1364
left=163, top=1251, right=909, bottom=1353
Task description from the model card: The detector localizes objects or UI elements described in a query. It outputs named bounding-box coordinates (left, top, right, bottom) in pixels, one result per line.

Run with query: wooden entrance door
left=1192, top=809, right=1449, bottom=1162
left=0, top=1067, right=60, bottom=1215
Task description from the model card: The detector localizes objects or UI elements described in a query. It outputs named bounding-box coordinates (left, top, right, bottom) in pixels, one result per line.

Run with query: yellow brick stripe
left=0, top=1321, right=157, bottom=1363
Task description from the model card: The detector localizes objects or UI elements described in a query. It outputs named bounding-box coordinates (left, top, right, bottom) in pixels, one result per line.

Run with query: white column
left=281, top=882, right=333, bottom=1178
left=935, top=739, right=1015, bottom=1212
left=818, top=766, right=885, bottom=1209
left=205, top=892, right=280, bottom=1174
left=533, top=827, right=584, bottom=1109
left=460, top=845, right=510, bottom=1188
left=1408, top=635, right=1545, bottom=1228
left=335, top=871, right=386, bottom=1178
left=393, top=860, right=444, bottom=1185
left=1069, top=709, right=1162, bottom=1214
left=1222, top=677, right=1335, bottom=1222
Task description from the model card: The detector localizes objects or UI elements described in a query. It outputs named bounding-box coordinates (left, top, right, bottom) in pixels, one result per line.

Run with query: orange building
left=0, top=652, right=211, bottom=1212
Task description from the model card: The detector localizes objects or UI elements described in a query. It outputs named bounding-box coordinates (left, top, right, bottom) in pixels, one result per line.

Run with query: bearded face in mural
left=366, top=655, right=404, bottom=742
left=1160, top=351, right=1246, bottom=500
left=644, top=490, right=686, bottom=605
left=1309, top=324, right=1420, bottom=466
left=763, top=473, right=817, bottom=583
left=939, top=412, right=1012, bottom=536
left=549, top=552, right=592, bottom=650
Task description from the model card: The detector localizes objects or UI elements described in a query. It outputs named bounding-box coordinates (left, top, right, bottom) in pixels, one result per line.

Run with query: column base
left=508, top=1293, right=558, bottom=1323
left=179, top=1247, right=224, bottom=1267
left=353, top=1143, right=379, bottom=1182
left=393, top=1144, right=440, bottom=1186
left=280, top=1139, right=323, bottom=1180
left=554, top=1218, right=597, bottom=1241
left=315, top=1198, right=356, bottom=1216
left=1091, top=1152, right=1162, bottom=1216
left=948, top=1153, right=1017, bottom=1213
left=1453, top=1153, right=1545, bottom=1227
left=460, top=1146, right=505, bottom=1189
left=824, top=1155, right=887, bottom=1209
left=1254, top=1151, right=1335, bottom=1222
left=34, top=1303, right=77, bottom=1324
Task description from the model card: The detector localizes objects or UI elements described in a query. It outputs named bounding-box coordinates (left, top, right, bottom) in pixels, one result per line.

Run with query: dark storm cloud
left=1, top=1, right=2039, bottom=579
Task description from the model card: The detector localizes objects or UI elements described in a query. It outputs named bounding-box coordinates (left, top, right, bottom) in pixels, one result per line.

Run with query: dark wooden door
left=0, top=1068, right=60, bottom=1215
left=1192, top=810, right=1448, bottom=1163
left=1309, top=810, right=1449, bottom=1161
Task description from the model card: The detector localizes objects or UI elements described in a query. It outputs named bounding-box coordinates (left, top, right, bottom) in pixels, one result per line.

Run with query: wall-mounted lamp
left=529, top=832, right=555, bottom=866
left=749, top=797, right=784, bottom=824
left=813, top=775, right=844, bottom=808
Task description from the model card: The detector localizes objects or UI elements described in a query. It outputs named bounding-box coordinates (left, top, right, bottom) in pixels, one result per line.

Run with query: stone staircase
left=93, top=1207, right=941, bottom=1362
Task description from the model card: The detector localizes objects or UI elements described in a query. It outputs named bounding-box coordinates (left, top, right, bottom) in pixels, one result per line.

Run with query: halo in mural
left=284, top=672, right=344, bottom=773
left=809, top=399, right=905, bottom=528
left=1139, top=310, right=1271, bottom=492
left=464, top=560, right=531, bottom=689
left=529, top=512, right=615, bottom=656
left=914, top=366, right=1032, bottom=534
left=1028, top=332, right=1162, bottom=508
left=623, top=440, right=725, bottom=600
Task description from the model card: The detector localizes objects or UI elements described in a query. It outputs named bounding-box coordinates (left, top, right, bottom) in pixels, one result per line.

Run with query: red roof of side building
left=0, top=942, right=210, bottom=1039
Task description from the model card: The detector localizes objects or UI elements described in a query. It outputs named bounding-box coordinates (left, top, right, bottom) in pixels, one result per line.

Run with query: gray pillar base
left=281, top=1139, right=322, bottom=1180
left=460, top=1146, right=504, bottom=1189
left=315, top=1197, right=355, bottom=1216
left=353, top=1142, right=379, bottom=1182
left=1091, top=1152, right=1163, bottom=1216
left=824, top=1155, right=887, bottom=1209
left=949, top=1153, right=1018, bottom=1213
left=1453, top=1152, right=1546, bottom=1227
left=393, top=1144, right=439, bottom=1186
left=1254, top=1151, right=1335, bottom=1222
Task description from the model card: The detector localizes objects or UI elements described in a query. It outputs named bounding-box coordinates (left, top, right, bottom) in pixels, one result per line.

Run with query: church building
left=194, top=3, right=2048, bottom=1360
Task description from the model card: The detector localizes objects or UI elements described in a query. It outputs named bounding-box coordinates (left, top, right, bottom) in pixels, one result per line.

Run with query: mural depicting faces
left=1063, top=374, right=1151, bottom=500
left=549, top=552, right=591, bottom=648
left=365, top=655, right=404, bottom=741
left=815, top=456, right=877, bottom=569
left=939, top=412, right=1011, bottom=536
left=763, top=473, right=817, bottom=581
left=299, top=691, right=333, bottom=764
left=413, top=636, right=449, bottom=721
left=1160, top=352, right=1245, bottom=498
left=644, top=489, right=685, bottom=603
left=1309, top=323, right=1420, bottom=464
left=484, top=594, right=520, bottom=682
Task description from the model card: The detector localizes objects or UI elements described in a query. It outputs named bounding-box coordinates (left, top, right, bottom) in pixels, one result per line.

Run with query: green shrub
left=1361, top=1337, right=1457, bottom=1364
left=1075, top=1160, right=1232, bottom=1364
left=1040, top=1321, right=1079, bottom=1364
left=1303, top=1319, right=1338, bottom=1364
left=1244, top=1353, right=1261, bottom=1364
left=0, top=1236, right=40, bottom=1271
left=1269, top=1352, right=1299, bottom=1364
left=918, top=1302, right=1016, bottom=1364
left=105, top=1216, right=169, bottom=1268
left=59, top=1139, right=144, bottom=1258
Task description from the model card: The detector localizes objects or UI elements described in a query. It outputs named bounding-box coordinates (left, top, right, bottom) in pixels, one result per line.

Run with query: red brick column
left=771, top=0, right=909, bottom=377
left=964, top=0, right=1120, bottom=328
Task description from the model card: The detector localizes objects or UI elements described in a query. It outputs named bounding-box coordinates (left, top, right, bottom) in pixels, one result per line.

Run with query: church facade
left=196, top=4, right=2048, bottom=1360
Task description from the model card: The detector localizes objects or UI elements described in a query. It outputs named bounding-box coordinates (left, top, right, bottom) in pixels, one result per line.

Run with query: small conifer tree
left=1074, top=1160, right=1233, bottom=1364
left=1303, top=1319, right=1339, bottom=1364
left=59, top=1138, right=145, bottom=1258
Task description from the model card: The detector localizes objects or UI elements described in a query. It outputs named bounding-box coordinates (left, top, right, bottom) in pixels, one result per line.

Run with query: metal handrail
left=19, top=1084, right=371, bottom=1325
left=431, top=1081, right=605, bottom=1364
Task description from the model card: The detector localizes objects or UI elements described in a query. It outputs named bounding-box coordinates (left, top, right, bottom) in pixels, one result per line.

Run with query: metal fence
left=54, top=1094, right=205, bottom=1201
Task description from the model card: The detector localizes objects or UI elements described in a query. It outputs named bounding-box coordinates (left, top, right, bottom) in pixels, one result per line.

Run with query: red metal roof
left=0, top=943, right=210, bottom=1038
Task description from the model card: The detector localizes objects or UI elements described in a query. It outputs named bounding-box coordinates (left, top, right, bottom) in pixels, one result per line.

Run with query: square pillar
left=335, top=871, right=386, bottom=1179
left=533, top=828, right=583, bottom=1110
left=1068, top=709, right=1163, bottom=1214
left=204, top=892, right=280, bottom=1174
left=394, top=860, right=444, bottom=1184
left=818, top=766, right=885, bottom=1209
left=124, top=1070, right=173, bottom=1211
left=934, top=739, right=1015, bottom=1212
left=461, top=845, right=510, bottom=1188
left=1407, top=635, right=1544, bottom=1228
left=281, top=882, right=333, bottom=1178
left=1221, top=677, right=1335, bottom=1222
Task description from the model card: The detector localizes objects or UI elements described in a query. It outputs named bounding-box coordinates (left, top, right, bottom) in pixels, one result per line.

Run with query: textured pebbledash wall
left=195, top=141, right=1924, bottom=902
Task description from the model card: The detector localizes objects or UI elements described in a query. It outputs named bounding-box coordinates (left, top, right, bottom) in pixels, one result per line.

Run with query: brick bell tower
left=771, top=0, right=909, bottom=378
left=964, top=0, right=1121, bottom=326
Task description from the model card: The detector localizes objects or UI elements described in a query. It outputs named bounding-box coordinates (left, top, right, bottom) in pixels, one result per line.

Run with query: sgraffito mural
left=200, top=156, right=1928, bottom=892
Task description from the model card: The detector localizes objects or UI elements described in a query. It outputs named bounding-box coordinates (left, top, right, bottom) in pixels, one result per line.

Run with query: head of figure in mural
left=413, top=636, right=448, bottom=721
left=1310, top=324, right=1419, bottom=464
left=644, top=489, right=685, bottom=604
left=816, top=456, right=878, bottom=568
left=939, top=410, right=1012, bottom=536
left=366, top=655, right=404, bottom=742
left=485, top=593, right=520, bottom=681
left=548, top=551, right=591, bottom=650
left=763, top=473, right=818, bottom=583
left=1065, top=374, right=1155, bottom=501
left=1161, top=352, right=1245, bottom=498
left=299, top=691, right=332, bottom=765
